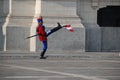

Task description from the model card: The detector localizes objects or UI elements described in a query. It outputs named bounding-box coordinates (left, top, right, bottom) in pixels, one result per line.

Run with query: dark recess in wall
left=97, top=6, right=120, bottom=27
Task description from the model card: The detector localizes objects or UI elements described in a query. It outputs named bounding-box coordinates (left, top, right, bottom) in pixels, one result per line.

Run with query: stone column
left=77, top=0, right=101, bottom=52
left=30, top=0, right=41, bottom=52
left=6, top=0, right=35, bottom=51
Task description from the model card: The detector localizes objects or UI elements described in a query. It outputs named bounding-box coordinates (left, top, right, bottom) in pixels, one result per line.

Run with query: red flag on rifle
left=64, top=25, right=74, bottom=32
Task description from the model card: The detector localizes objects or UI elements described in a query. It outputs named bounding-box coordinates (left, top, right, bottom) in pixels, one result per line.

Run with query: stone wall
left=41, top=0, right=77, bottom=17
left=77, top=0, right=120, bottom=52
left=1, top=0, right=120, bottom=52
left=101, top=27, right=120, bottom=52
left=0, top=0, right=4, bottom=50
left=0, top=0, right=4, bottom=16
left=0, top=0, right=8, bottom=50
left=6, top=26, right=30, bottom=51
left=0, top=0, right=85, bottom=52
left=77, top=0, right=101, bottom=51
left=0, top=0, right=36, bottom=51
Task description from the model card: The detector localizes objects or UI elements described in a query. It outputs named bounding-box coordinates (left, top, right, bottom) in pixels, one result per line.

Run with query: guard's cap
left=37, top=16, right=43, bottom=22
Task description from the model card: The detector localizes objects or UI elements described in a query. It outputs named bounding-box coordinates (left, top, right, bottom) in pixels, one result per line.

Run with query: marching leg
left=40, top=41, right=47, bottom=59
left=40, top=50, right=47, bottom=59
left=46, top=25, right=62, bottom=37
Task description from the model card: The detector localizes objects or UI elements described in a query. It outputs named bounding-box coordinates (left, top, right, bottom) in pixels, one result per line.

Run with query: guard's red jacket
left=36, top=25, right=47, bottom=41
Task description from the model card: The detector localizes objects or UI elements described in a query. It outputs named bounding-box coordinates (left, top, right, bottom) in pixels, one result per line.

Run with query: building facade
left=0, top=0, right=120, bottom=52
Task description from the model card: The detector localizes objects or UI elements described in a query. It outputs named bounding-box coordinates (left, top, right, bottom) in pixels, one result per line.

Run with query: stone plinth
left=36, top=0, right=85, bottom=52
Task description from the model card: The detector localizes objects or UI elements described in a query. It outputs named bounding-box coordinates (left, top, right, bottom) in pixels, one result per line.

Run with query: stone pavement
left=0, top=51, right=120, bottom=80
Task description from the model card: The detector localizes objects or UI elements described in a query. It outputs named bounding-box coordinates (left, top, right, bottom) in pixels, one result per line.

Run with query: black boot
left=40, top=56, right=47, bottom=59
left=40, top=50, right=47, bottom=59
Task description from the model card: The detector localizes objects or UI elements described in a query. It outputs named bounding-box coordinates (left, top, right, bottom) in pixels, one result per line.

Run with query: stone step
left=0, top=51, right=119, bottom=60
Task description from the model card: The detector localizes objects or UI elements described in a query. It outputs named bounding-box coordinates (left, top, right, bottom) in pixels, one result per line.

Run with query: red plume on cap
left=37, top=16, right=43, bottom=22
left=39, top=16, right=43, bottom=20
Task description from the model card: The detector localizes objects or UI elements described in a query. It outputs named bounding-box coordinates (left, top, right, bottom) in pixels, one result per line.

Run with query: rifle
left=25, top=22, right=73, bottom=39
left=25, top=22, right=61, bottom=39
left=25, top=34, right=39, bottom=39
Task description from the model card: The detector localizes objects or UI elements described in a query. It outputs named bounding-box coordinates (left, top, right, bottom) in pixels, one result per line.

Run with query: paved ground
left=0, top=52, right=120, bottom=80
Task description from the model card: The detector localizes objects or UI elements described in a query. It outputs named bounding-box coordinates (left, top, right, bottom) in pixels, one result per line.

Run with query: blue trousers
left=42, top=26, right=62, bottom=51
